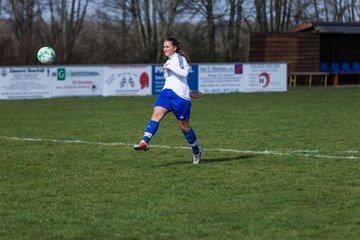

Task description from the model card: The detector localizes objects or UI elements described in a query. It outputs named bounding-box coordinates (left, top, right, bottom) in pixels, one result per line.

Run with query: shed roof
left=290, top=22, right=360, bottom=34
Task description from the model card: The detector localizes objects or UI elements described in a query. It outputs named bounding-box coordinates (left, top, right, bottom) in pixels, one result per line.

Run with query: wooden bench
left=289, top=72, right=329, bottom=87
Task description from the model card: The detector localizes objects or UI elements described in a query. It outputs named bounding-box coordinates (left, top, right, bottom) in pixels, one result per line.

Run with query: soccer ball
left=37, top=47, right=55, bottom=64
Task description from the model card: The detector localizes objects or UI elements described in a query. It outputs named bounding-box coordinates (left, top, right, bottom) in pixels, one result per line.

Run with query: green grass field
left=1, top=87, right=360, bottom=240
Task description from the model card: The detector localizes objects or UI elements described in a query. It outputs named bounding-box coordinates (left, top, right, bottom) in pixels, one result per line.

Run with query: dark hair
left=165, top=37, right=191, bottom=62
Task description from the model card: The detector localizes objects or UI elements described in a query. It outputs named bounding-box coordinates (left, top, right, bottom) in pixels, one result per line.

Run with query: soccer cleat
left=133, top=140, right=149, bottom=151
left=192, top=146, right=202, bottom=164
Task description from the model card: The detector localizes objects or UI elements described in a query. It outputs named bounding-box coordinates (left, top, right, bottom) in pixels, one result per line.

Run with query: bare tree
left=313, top=0, right=320, bottom=20
left=254, top=0, right=293, bottom=32
left=129, top=0, right=188, bottom=62
left=5, top=0, right=360, bottom=64
left=9, top=0, right=40, bottom=64
left=349, top=0, right=356, bottom=21
left=254, top=0, right=268, bottom=31
left=34, top=0, right=92, bottom=63
left=184, top=0, right=228, bottom=61
left=130, top=0, right=157, bottom=62
left=157, top=0, right=184, bottom=39
left=323, top=0, right=329, bottom=21
left=59, top=0, right=91, bottom=62
left=225, top=0, right=243, bottom=61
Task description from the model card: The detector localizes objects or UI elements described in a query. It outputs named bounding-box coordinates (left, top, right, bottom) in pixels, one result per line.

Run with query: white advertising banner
left=103, top=65, right=152, bottom=96
left=0, top=62, right=287, bottom=100
left=198, top=63, right=287, bottom=93
left=50, top=67, right=103, bottom=97
left=198, top=64, right=243, bottom=94
left=241, top=63, right=287, bottom=92
left=0, top=67, right=51, bottom=99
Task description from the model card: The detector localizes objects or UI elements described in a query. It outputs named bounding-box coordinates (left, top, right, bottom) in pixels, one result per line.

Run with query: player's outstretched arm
left=190, top=90, right=203, bottom=99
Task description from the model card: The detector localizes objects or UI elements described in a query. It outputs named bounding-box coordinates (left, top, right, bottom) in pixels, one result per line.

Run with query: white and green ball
left=37, top=47, right=55, bottom=64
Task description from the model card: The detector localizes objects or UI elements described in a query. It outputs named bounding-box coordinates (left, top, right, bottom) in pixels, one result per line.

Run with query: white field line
left=0, top=136, right=358, bottom=160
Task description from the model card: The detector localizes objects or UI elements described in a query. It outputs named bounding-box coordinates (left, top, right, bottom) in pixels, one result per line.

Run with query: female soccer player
left=134, top=37, right=202, bottom=164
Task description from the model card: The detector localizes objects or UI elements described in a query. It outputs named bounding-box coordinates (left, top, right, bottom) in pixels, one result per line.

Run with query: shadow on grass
left=160, top=154, right=256, bottom=166
left=202, top=154, right=255, bottom=164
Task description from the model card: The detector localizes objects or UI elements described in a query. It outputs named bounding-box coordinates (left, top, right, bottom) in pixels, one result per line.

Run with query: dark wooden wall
left=248, top=32, right=320, bottom=72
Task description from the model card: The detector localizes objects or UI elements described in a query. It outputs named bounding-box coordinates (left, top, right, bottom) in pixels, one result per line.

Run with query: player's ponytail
left=166, top=37, right=191, bottom=63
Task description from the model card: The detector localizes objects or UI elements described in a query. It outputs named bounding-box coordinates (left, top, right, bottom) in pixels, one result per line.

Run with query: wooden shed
left=248, top=22, right=360, bottom=85
left=248, top=31, right=319, bottom=72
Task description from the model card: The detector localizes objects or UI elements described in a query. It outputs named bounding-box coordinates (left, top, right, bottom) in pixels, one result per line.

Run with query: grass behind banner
left=1, top=88, right=360, bottom=240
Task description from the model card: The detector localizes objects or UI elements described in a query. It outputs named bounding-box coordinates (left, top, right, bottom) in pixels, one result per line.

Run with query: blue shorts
left=154, top=89, right=191, bottom=120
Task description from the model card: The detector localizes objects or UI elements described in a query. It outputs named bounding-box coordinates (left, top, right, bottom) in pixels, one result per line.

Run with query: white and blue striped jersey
left=163, top=52, right=191, bottom=100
